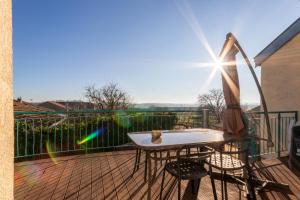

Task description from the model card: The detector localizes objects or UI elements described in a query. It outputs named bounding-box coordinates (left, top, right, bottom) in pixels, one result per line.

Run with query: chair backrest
left=176, top=145, right=214, bottom=161
left=220, top=138, right=249, bottom=163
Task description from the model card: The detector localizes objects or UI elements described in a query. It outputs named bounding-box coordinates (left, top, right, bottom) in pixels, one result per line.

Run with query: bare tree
left=85, top=83, right=131, bottom=110
left=198, top=89, right=225, bottom=123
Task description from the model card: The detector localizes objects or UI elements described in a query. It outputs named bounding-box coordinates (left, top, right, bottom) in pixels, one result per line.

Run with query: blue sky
left=13, top=0, right=300, bottom=104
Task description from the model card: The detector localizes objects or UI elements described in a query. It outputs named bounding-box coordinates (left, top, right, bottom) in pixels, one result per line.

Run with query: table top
left=127, top=128, right=236, bottom=150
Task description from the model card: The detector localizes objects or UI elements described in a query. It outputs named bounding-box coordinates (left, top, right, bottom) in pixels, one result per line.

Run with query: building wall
left=261, top=33, right=300, bottom=117
left=0, top=0, right=13, bottom=199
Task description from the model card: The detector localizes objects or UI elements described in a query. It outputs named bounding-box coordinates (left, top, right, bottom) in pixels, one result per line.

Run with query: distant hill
left=133, top=103, right=198, bottom=109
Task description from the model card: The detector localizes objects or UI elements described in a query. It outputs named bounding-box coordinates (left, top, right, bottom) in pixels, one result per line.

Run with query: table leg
left=147, top=151, right=152, bottom=200
left=144, top=152, right=148, bottom=182
left=245, top=153, right=257, bottom=200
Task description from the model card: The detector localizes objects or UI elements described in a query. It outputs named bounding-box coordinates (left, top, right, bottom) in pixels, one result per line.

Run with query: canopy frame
left=219, top=33, right=273, bottom=147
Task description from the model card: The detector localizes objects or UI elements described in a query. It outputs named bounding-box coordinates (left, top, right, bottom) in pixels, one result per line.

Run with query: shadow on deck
left=14, top=150, right=300, bottom=200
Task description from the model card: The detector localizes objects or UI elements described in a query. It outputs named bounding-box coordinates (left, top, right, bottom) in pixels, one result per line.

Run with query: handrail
left=14, top=107, right=201, bottom=115
left=249, top=111, right=298, bottom=114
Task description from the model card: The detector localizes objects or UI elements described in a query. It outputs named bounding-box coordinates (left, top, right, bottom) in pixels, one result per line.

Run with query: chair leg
left=178, top=178, right=181, bottom=200
left=159, top=151, right=162, bottom=166
left=224, top=171, right=228, bottom=200
left=191, top=180, right=195, bottom=195
left=209, top=166, right=218, bottom=200
left=160, top=168, right=166, bottom=200
left=221, top=170, right=224, bottom=200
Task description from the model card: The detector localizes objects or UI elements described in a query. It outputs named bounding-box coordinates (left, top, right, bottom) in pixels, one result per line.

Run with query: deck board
left=15, top=150, right=300, bottom=200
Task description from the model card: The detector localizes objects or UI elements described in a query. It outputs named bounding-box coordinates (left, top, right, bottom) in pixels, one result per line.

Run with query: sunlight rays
left=175, top=0, right=241, bottom=96
left=174, top=0, right=218, bottom=62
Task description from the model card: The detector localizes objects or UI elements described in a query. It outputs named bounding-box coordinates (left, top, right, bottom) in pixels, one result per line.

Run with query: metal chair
left=160, top=146, right=216, bottom=200
left=132, top=148, right=173, bottom=182
left=207, top=139, right=248, bottom=200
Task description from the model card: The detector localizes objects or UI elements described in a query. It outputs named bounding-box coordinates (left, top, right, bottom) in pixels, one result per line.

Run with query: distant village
left=14, top=98, right=96, bottom=113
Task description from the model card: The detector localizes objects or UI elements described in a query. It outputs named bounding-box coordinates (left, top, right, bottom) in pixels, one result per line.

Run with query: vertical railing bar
left=73, top=118, right=76, bottom=150
left=107, top=116, right=110, bottom=147
left=141, top=113, right=143, bottom=131
left=91, top=116, right=94, bottom=149
left=146, top=114, right=149, bottom=131
left=272, top=116, right=275, bottom=154
left=40, top=119, right=43, bottom=154
left=277, top=113, right=281, bottom=157
left=16, top=120, right=19, bottom=157
left=101, top=118, right=104, bottom=147
left=117, top=114, right=120, bottom=146
left=47, top=120, right=50, bottom=152
left=126, top=115, right=129, bottom=143
left=263, top=115, right=266, bottom=154
left=32, top=119, right=35, bottom=155
left=287, top=116, right=291, bottom=151
left=85, top=115, right=88, bottom=150
left=54, top=118, right=57, bottom=152
left=168, top=114, right=171, bottom=130
left=97, top=115, right=99, bottom=148
left=25, top=119, right=28, bottom=156
left=122, top=115, right=125, bottom=143
left=283, top=116, right=286, bottom=151
left=112, top=114, right=114, bottom=147
left=60, top=118, right=63, bottom=152
left=67, top=118, right=70, bottom=151
left=132, top=115, right=134, bottom=132
left=79, top=116, right=82, bottom=150
left=160, top=114, right=163, bottom=130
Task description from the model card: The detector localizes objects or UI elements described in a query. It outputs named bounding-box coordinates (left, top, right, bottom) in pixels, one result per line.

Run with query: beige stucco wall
left=0, top=0, right=13, bottom=199
left=261, top=33, right=300, bottom=117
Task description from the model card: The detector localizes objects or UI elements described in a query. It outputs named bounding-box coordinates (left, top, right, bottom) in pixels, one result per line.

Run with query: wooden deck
left=15, top=150, right=300, bottom=200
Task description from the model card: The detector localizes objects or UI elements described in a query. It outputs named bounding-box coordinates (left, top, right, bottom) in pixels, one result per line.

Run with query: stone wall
left=0, top=0, right=13, bottom=199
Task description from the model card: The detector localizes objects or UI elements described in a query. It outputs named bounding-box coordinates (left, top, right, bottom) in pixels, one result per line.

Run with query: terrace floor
left=15, top=150, right=300, bottom=200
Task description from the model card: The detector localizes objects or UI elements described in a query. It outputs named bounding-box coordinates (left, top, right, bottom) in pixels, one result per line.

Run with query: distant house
left=254, top=17, right=300, bottom=116
left=13, top=99, right=57, bottom=119
left=37, top=101, right=95, bottom=111
left=37, top=101, right=66, bottom=111
left=14, top=99, right=53, bottom=112
left=56, top=101, right=95, bottom=110
left=247, top=106, right=261, bottom=113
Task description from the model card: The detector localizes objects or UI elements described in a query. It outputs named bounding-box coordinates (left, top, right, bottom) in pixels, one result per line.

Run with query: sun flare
left=214, top=59, right=224, bottom=70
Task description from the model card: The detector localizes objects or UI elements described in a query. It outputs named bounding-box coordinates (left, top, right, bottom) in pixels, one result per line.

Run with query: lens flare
left=15, top=164, right=44, bottom=186
left=115, top=111, right=131, bottom=128
left=77, top=129, right=102, bottom=145
left=46, top=141, right=58, bottom=164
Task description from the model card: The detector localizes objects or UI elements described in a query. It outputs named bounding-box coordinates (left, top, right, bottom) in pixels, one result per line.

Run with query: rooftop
left=254, top=17, right=300, bottom=66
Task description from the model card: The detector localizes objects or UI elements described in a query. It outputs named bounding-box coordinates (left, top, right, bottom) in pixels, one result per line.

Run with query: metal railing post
left=277, top=113, right=281, bottom=158
left=203, top=109, right=209, bottom=128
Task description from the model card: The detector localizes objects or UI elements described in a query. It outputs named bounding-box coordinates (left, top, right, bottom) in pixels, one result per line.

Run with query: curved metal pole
left=221, top=33, right=274, bottom=147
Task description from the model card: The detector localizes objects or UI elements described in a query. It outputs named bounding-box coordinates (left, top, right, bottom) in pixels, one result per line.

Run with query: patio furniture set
left=128, top=129, right=254, bottom=200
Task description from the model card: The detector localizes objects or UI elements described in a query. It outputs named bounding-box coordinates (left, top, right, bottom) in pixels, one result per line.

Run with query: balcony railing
left=14, top=108, right=206, bottom=159
left=246, top=111, right=298, bottom=157
left=14, top=108, right=297, bottom=160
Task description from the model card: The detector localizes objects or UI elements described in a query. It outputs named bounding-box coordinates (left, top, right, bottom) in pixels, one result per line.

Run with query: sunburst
left=175, top=0, right=242, bottom=95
